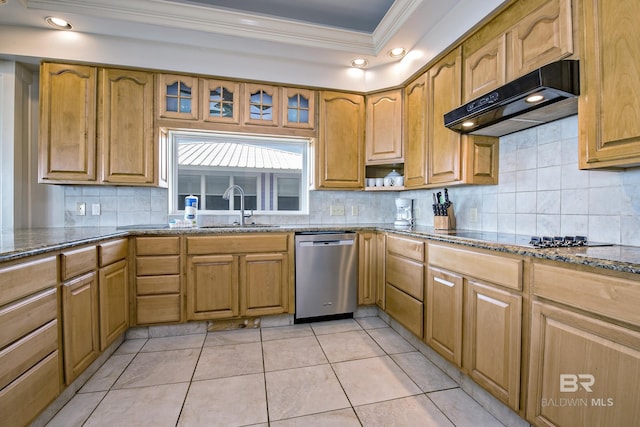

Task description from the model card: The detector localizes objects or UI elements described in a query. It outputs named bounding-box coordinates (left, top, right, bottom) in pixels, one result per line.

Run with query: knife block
left=434, top=204, right=456, bottom=230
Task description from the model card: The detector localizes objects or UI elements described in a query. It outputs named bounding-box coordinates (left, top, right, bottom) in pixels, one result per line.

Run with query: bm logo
left=560, top=374, right=595, bottom=392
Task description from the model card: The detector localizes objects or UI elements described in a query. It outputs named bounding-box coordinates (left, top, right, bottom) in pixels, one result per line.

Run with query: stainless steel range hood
left=444, top=60, right=579, bottom=137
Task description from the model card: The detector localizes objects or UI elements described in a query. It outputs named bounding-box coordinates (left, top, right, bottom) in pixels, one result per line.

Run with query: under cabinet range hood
left=444, top=60, right=579, bottom=137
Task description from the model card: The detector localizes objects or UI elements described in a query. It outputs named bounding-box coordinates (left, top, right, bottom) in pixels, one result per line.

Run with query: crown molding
left=26, top=0, right=419, bottom=54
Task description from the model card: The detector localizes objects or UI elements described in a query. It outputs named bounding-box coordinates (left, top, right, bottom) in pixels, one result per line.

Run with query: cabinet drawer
left=385, top=284, right=423, bottom=337
left=533, top=263, right=640, bottom=327
left=136, top=294, right=181, bottom=324
left=61, top=246, right=97, bottom=280
left=0, top=288, right=57, bottom=349
left=0, top=320, right=57, bottom=390
left=136, top=255, right=180, bottom=276
left=0, top=351, right=60, bottom=427
left=428, top=243, right=522, bottom=290
left=386, top=253, right=423, bottom=301
left=137, top=275, right=181, bottom=295
left=387, top=235, right=424, bottom=262
left=136, top=236, right=180, bottom=255
left=0, top=256, right=57, bottom=306
left=186, top=233, right=289, bottom=255
left=99, top=239, right=128, bottom=267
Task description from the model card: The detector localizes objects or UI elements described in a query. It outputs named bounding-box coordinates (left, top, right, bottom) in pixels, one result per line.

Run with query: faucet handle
left=243, top=210, right=253, bottom=219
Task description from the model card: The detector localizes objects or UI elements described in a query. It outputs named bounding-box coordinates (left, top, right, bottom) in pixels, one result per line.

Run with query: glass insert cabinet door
left=203, top=79, right=240, bottom=124
left=243, top=83, right=279, bottom=126
left=282, top=88, right=315, bottom=130
left=158, top=74, right=199, bottom=120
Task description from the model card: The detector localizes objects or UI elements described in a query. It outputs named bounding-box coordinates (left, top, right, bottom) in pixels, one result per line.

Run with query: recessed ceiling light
left=46, top=16, right=73, bottom=30
left=388, top=48, right=407, bottom=58
left=462, top=121, right=475, bottom=128
left=526, top=94, right=544, bottom=103
left=351, top=58, right=368, bottom=68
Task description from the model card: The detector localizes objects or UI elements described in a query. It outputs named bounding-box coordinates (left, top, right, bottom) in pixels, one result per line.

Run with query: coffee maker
left=394, top=198, right=414, bottom=228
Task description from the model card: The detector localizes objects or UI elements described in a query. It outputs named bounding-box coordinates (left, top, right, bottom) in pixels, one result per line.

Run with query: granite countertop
left=2, top=224, right=640, bottom=275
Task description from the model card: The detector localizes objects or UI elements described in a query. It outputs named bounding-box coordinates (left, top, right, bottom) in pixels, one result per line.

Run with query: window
left=287, top=93, right=310, bottom=125
left=249, top=89, right=274, bottom=121
left=170, top=131, right=309, bottom=215
left=208, top=86, right=234, bottom=119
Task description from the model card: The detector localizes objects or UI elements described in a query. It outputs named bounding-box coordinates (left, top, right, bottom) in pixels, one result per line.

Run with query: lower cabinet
left=358, top=231, right=379, bottom=306
left=0, top=255, right=60, bottom=427
left=62, top=272, right=100, bottom=385
left=426, top=243, right=523, bottom=411
left=527, top=301, right=640, bottom=427
left=384, top=235, right=425, bottom=337
left=134, top=236, right=182, bottom=325
left=527, top=262, right=640, bottom=426
left=186, top=234, right=292, bottom=321
left=98, top=259, right=128, bottom=350
left=426, top=267, right=463, bottom=367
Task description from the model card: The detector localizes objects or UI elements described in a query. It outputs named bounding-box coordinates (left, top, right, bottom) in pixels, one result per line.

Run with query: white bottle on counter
left=184, top=195, right=198, bottom=227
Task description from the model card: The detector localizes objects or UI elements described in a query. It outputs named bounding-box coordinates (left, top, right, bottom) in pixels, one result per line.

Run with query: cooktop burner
left=528, top=236, right=612, bottom=248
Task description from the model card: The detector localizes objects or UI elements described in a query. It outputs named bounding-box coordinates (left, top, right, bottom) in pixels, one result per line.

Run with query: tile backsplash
left=62, top=116, right=640, bottom=246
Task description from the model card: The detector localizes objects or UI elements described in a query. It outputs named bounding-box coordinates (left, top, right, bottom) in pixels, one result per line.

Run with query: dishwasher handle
left=299, top=239, right=354, bottom=247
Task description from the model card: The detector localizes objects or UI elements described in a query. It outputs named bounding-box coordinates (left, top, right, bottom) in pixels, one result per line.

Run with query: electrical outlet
left=76, top=202, right=86, bottom=216
left=351, top=205, right=359, bottom=216
left=91, top=203, right=101, bottom=216
left=470, top=207, right=478, bottom=222
left=330, top=204, right=345, bottom=216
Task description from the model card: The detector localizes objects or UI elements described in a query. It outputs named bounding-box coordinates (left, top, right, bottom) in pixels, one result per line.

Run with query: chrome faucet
left=222, top=185, right=252, bottom=226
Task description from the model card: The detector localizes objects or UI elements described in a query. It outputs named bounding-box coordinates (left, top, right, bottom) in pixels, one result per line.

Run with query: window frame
left=169, top=130, right=310, bottom=216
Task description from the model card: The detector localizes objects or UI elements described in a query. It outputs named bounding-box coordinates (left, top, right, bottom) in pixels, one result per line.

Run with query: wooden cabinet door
left=403, top=72, right=428, bottom=188
left=358, top=232, right=377, bottom=305
left=243, top=83, right=280, bottom=126
left=579, top=0, right=640, bottom=168
left=426, top=266, right=463, bottom=367
left=365, top=89, right=403, bottom=164
left=98, top=260, right=128, bottom=351
left=187, top=255, right=239, bottom=320
left=464, top=135, right=499, bottom=185
left=465, top=280, right=522, bottom=411
left=282, top=88, right=315, bottom=130
left=507, top=0, right=573, bottom=80
left=202, top=79, right=240, bottom=124
left=316, top=91, right=365, bottom=189
left=464, top=34, right=507, bottom=101
left=62, top=272, right=100, bottom=385
left=527, top=301, right=640, bottom=427
left=39, top=63, right=97, bottom=183
left=157, top=74, right=199, bottom=120
left=375, top=233, right=386, bottom=309
left=428, top=47, right=463, bottom=185
left=240, top=253, right=288, bottom=316
left=99, top=68, right=155, bottom=184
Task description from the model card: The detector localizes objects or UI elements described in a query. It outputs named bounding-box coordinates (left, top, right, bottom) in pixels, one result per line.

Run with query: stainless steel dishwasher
left=294, top=231, right=358, bottom=323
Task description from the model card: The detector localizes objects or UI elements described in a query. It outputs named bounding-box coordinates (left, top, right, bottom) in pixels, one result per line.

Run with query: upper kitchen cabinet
left=579, top=0, right=640, bottom=168
left=39, top=63, right=97, bottom=182
left=202, top=79, right=240, bottom=124
left=507, top=0, right=573, bottom=80
left=365, top=89, right=403, bottom=164
left=99, top=68, right=155, bottom=185
left=157, top=74, right=199, bottom=120
left=39, top=62, right=167, bottom=187
left=243, top=83, right=279, bottom=127
left=282, top=88, right=315, bottom=130
left=404, top=72, right=428, bottom=188
left=315, top=91, right=365, bottom=189
left=463, top=34, right=507, bottom=102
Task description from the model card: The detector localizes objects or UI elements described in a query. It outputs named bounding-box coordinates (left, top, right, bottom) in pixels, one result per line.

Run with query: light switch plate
left=91, top=203, right=101, bottom=216
left=76, top=202, right=86, bottom=216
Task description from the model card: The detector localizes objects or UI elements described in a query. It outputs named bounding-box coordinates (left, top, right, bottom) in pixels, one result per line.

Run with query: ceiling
left=0, top=0, right=507, bottom=90
left=171, top=0, right=396, bottom=33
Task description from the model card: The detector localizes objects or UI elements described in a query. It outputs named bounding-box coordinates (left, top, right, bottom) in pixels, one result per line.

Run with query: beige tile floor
left=46, top=317, right=505, bottom=427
